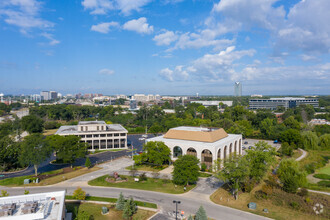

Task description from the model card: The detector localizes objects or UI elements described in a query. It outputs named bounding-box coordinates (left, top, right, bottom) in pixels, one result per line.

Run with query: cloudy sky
left=0, top=0, right=329, bottom=96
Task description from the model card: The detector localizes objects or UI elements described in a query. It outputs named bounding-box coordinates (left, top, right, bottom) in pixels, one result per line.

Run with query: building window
left=114, top=133, right=119, bottom=136
left=85, top=126, right=88, bottom=131
left=120, top=133, right=126, bottom=136
left=86, top=135, right=92, bottom=138
left=97, top=126, right=99, bottom=131
left=107, top=134, right=113, bottom=137
left=100, top=134, right=106, bottom=137
left=93, top=134, right=99, bottom=138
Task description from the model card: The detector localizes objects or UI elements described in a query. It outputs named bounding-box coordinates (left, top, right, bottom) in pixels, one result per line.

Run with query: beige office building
left=56, top=121, right=128, bottom=150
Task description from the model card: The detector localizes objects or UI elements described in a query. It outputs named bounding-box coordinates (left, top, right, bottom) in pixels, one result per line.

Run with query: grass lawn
left=199, top=172, right=213, bottom=178
left=88, top=175, right=195, bottom=194
left=89, top=149, right=127, bottom=154
left=43, top=129, right=58, bottom=136
left=125, top=165, right=167, bottom=172
left=0, top=167, right=101, bottom=186
left=318, top=163, right=330, bottom=175
left=66, top=202, right=155, bottom=220
left=299, top=150, right=330, bottom=169
left=65, top=195, right=157, bottom=209
left=210, top=185, right=330, bottom=220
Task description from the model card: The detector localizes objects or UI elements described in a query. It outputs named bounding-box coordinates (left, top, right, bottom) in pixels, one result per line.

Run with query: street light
left=173, top=200, right=181, bottom=220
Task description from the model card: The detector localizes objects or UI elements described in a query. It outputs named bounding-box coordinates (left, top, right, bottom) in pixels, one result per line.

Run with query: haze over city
left=1, top=0, right=329, bottom=95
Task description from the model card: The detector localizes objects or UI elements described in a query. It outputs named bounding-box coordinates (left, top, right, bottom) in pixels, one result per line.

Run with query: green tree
left=85, top=157, right=92, bottom=168
left=46, top=135, right=87, bottom=166
left=172, top=155, right=200, bottom=185
left=24, top=190, right=29, bottom=195
left=216, top=155, right=250, bottom=199
left=283, top=116, right=300, bottom=130
left=319, top=134, right=330, bottom=150
left=280, top=129, right=302, bottom=147
left=123, top=197, right=137, bottom=220
left=195, top=205, right=207, bottom=220
left=135, top=141, right=171, bottom=166
left=301, top=131, right=319, bottom=150
left=277, top=159, right=306, bottom=193
left=21, top=115, right=44, bottom=133
left=245, top=141, right=276, bottom=183
left=280, top=142, right=293, bottom=156
left=116, top=192, right=125, bottom=210
left=19, top=133, right=52, bottom=175
left=0, top=136, right=21, bottom=171
left=72, top=187, right=86, bottom=200
left=187, top=215, right=193, bottom=220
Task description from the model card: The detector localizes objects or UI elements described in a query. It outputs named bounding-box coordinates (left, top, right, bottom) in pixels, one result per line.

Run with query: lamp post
left=173, top=200, right=181, bottom=220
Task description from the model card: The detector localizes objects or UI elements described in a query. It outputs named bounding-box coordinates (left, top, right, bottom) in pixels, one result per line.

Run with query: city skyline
left=1, top=0, right=330, bottom=95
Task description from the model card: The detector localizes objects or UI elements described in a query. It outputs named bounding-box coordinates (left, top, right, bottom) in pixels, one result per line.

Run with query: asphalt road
left=0, top=134, right=151, bottom=179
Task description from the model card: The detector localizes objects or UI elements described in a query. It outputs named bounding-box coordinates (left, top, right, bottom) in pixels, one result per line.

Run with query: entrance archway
left=239, top=139, right=242, bottom=155
left=223, top=145, right=227, bottom=160
left=229, top=143, right=232, bottom=156
left=173, top=146, right=182, bottom=158
left=187, top=148, right=197, bottom=157
left=234, top=141, right=237, bottom=154
left=201, top=149, right=213, bottom=170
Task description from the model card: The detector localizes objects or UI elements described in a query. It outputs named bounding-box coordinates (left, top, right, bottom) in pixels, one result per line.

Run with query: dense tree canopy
left=21, top=115, right=44, bottom=133
left=133, top=141, right=171, bottom=166
left=277, top=159, right=306, bottom=193
left=172, top=155, right=200, bottom=185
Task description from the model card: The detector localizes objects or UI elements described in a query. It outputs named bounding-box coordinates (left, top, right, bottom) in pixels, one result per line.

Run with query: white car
left=139, top=137, right=145, bottom=141
left=142, top=134, right=148, bottom=138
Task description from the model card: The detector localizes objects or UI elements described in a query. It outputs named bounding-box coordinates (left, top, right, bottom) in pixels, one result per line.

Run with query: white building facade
left=56, top=121, right=128, bottom=151
left=146, top=126, right=242, bottom=169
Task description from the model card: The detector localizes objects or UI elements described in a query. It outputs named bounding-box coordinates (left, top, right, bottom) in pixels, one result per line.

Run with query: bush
left=85, top=157, right=92, bottom=168
left=44, top=121, right=61, bottom=130
left=298, top=188, right=309, bottom=197
left=139, top=173, right=147, bottom=181
left=289, top=201, right=300, bottom=210
left=255, top=190, right=267, bottom=200
left=116, top=192, right=125, bottom=210
left=261, top=184, right=273, bottom=196
left=304, top=164, right=315, bottom=174
left=242, top=180, right=255, bottom=193
left=313, top=173, right=330, bottom=180
left=200, top=163, right=207, bottom=172
left=317, top=180, right=330, bottom=187
left=72, top=187, right=86, bottom=200
left=305, top=197, right=313, bottom=204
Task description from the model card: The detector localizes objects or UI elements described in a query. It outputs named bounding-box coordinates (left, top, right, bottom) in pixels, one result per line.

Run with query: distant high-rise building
left=130, top=99, right=137, bottom=110
left=50, top=91, right=58, bottom=100
left=234, top=82, right=242, bottom=97
left=40, top=91, right=50, bottom=100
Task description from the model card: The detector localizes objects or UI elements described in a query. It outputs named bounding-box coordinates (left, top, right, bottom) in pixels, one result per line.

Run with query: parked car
left=138, top=137, right=145, bottom=141
left=142, top=134, right=148, bottom=138
left=242, top=146, right=246, bottom=150
left=244, top=141, right=248, bottom=144
left=273, top=140, right=279, bottom=143
left=248, top=146, right=253, bottom=149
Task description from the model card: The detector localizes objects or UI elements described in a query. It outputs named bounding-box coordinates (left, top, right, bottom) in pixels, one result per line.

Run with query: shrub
left=304, top=164, right=315, bottom=174
left=242, top=180, right=255, bottom=193
left=1, top=190, right=9, bottom=197
left=313, top=173, right=330, bottom=180
left=317, top=180, right=330, bottom=187
left=85, top=157, right=92, bottom=168
left=305, top=197, right=313, bottom=204
left=195, top=205, right=207, bottom=220
left=72, top=187, right=86, bottom=200
left=139, top=173, right=147, bottom=181
left=116, top=192, right=125, bottom=210
left=44, top=121, right=61, bottom=130
left=261, top=184, right=273, bottom=196
left=298, top=188, right=309, bottom=197
left=289, top=201, right=300, bottom=210
left=201, top=163, right=207, bottom=172
left=255, top=190, right=267, bottom=200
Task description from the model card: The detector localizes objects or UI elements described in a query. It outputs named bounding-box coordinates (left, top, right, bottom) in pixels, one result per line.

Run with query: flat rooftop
left=78, top=121, right=106, bottom=125
left=56, top=123, right=127, bottom=135
left=0, top=191, right=65, bottom=220
left=163, top=126, right=228, bottom=143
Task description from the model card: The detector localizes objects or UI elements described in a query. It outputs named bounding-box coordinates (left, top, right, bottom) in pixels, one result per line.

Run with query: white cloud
left=91, top=21, right=119, bottom=33
left=123, top=17, right=153, bottom=34
left=82, top=0, right=151, bottom=16
left=0, top=0, right=54, bottom=33
left=153, top=30, right=178, bottom=46
left=99, top=68, right=115, bottom=75
left=41, top=33, right=60, bottom=45
left=160, top=46, right=255, bottom=82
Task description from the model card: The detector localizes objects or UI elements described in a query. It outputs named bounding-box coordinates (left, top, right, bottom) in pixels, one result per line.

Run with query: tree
left=19, top=133, right=52, bottom=175
left=195, top=205, right=207, bottom=220
left=72, top=187, right=86, bottom=200
left=301, top=131, right=319, bottom=150
left=280, top=129, right=302, bottom=147
left=319, top=134, right=330, bottom=150
left=21, top=115, right=44, bottom=133
left=0, top=136, right=21, bottom=172
left=46, top=135, right=87, bottom=166
left=277, top=159, right=306, bottom=193
left=283, top=116, right=300, bottom=130
left=135, top=141, right=171, bottom=166
left=123, top=197, right=137, bottom=220
left=245, top=141, right=276, bottom=183
left=172, top=155, right=199, bottom=185
left=24, top=190, right=29, bottom=195
left=187, top=215, right=193, bottom=220
left=216, top=155, right=250, bottom=199
left=85, top=157, right=92, bottom=168
left=1, top=190, right=9, bottom=197
left=116, top=192, right=125, bottom=210
left=280, top=142, right=293, bottom=156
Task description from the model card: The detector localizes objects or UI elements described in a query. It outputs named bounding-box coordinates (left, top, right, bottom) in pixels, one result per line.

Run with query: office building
left=30, top=94, right=42, bottom=102
left=0, top=191, right=66, bottom=219
left=130, top=99, right=137, bottom=110
left=40, top=91, right=50, bottom=101
left=249, top=97, right=319, bottom=110
left=147, top=126, right=242, bottom=169
left=56, top=121, right=128, bottom=150
left=50, top=91, right=58, bottom=100
left=191, top=101, right=233, bottom=109
left=234, top=82, right=242, bottom=97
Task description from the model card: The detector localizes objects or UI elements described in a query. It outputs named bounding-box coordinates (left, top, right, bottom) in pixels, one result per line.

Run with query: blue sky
left=0, top=0, right=329, bottom=96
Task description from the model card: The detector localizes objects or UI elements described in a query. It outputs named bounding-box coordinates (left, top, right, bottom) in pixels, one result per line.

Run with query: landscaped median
left=0, top=166, right=101, bottom=187
left=88, top=174, right=195, bottom=194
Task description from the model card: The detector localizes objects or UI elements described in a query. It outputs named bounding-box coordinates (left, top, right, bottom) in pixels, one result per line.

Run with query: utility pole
left=173, top=200, right=181, bottom=220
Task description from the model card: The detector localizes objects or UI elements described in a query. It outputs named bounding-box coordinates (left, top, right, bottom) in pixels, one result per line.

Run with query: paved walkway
left=296, top=148, right=308, bottom=161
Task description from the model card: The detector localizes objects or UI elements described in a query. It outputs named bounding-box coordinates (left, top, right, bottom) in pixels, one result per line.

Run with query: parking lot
left=242, top=138, right=281, bottom=154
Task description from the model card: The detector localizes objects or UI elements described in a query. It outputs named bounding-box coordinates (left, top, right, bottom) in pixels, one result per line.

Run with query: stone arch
left=234, top=141, right=237, bottom=154
left=229, top=143, right=233, bottom=156
left=201, top=149, right=213, bottom=170
left=239, top=139, right=242, bottom=155
left=217, top=148, right=221, bottom=160
left=223, top=145, right=227, bottom=160
left=187, top=147, right=197, bottom=157
left=173, top=146, right=182, bottom=158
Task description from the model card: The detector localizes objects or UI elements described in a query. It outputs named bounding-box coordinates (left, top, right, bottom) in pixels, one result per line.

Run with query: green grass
left=66, top=202, right=155, bottom=220
left=125, top=165, right=167, bottom=172
left=199, top=172, right=212, bottom=178
left=0, top=175, right=33, bottom=186
left=313, top=173, right=330, bottom=180
left=88, top=175, right=195, bottom=194
left=318, top=163, right=330, bottom=175
left=89, top=149, right=126, bottom=154
left=65, top=195, right=157, bottom=209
